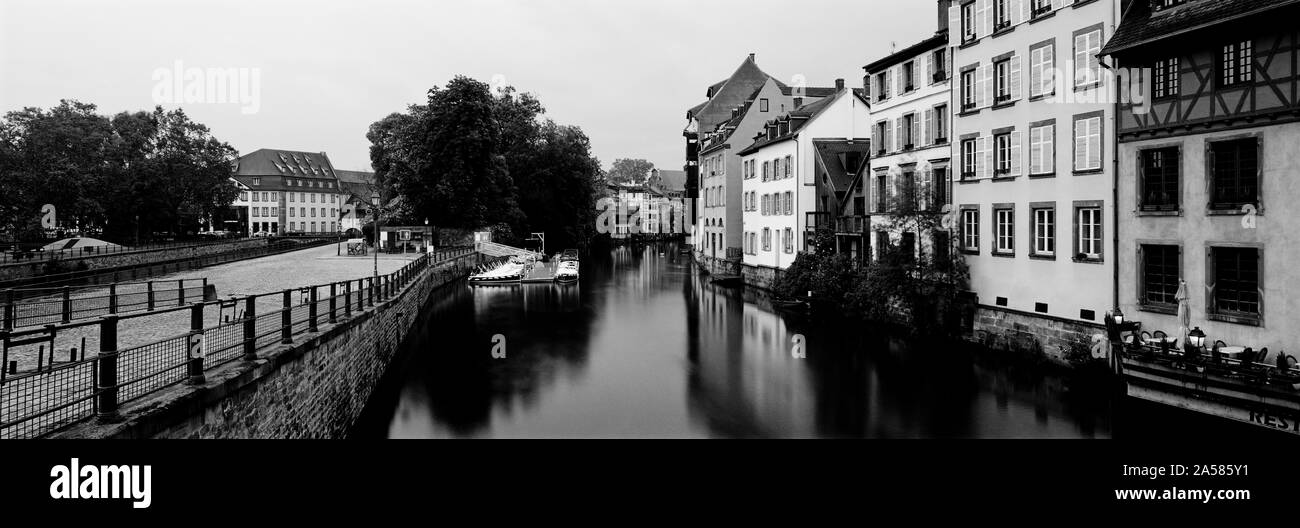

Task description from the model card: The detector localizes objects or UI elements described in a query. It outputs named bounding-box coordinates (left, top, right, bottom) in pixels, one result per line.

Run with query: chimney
left=835, top=78, right=845, bottom=91
left=794, top=97, right=803, bottom=108
left=732, top=107, right=740, bottom=119
left=937, top=0, right=953, bottom=34
left=749, top=53, right=755, bottom=62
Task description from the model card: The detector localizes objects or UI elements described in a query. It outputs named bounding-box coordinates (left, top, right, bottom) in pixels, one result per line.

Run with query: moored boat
left=555, top=249, right=579, bottom=284
left=468, top=257, right=525, bottom=285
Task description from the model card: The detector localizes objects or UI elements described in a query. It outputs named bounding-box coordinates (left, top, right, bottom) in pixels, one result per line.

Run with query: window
left=1154, top=57, right=1180, bottom=99
left=876, top=121, right=889, bottom=154
left=300, top=207, right=306, bottom=217
left=961, top=208, right=980, bottom=252
left=762, top=228, right=771, bottom=251
left=1140, top=147, right=1180, bottom=211
left=994, top=206, right=1014, bottom=255
left=239, top=192, right=248, bottom=201
left=1210, top=138, right=1259, bottom=210
left=876, top=71, right=890, bottom=101
left=1030, top=40, right=1055, bottom=98
left=961, top=1, right=976, bottom=43
left=311, top=193, right=316, bottom=203
left=1220, top=41, right=1253, bottom=87
left=932, top=49, right=947, bottom=82
left=761, top=194, right=769, bottom=215
left=1141, top=244, right=1180, bottom=308
left=271, top=207, right=278, bottom=216
left=784, top=191, right=793, bottom=215
left=760, top=99, right=769, bottom=112
left=310, top=208, right=316, bottom=218
left=875, top=175, right=887, bottom=213
left=289, top=208, right=295, bottom=217
left=1075, top=205, right=1103, bottom=261
left=903, top=61, right=915, bottom=92
left=289, top=193, right=295, bottom=203
left=784, top=155, right=792, bottom=178
left=783, top=228, right=794, bottom=254
left=1152, top=0, right=1185, bottom=11
left=994, top=0, right=1010, bottom=31
left=903, top=113, right=915, bottom=149
left=961, top=69, right=976, bottom=110
left=934, top=167, right=950, bottom=207
left=1029, top=122, right=1055, bottom=175
left=993, top=132, right=1012, bottom=175
left=1033, top=207, right=1055, bottom=257
left=934, top=105, right=948, bottom=143
left=1073, top=113, right=1102, bottom=172
left=762, top=161, right=770, bottom=182
left=251, top=177, right=261, bottom=186
left=1032, top=0, right=1052, bottom=16
left=1074, top=27, right=1102, bottom=90
left=961, top=139, right=978, bottom=180
left=1210, top=247, right=1260, bottom=319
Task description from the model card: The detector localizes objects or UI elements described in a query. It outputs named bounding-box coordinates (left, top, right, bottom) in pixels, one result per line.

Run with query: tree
left=606, top=158, right=655, bottom=184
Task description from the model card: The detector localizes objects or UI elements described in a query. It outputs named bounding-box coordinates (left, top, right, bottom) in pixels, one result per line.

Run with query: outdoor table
left=1218, top=346, right=1246, bottom=359
left=1150, top=336, right=1179, bottom=347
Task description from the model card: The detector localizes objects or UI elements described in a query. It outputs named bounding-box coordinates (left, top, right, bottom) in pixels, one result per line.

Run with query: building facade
left=1103, top=0, right=1300, bottom=350
left=685, top=55, right=833, bottom=274
left=863, top=8, right=953, bottom=265
left=737, top=82, right=872, bottom=287
left=950, top=0, right=1120, bottom=360
left=232, top=149, right=349, bottom=235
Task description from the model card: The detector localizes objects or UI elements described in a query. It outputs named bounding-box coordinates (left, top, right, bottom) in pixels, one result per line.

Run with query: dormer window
left=1152, top=0, right=1185, bottom=12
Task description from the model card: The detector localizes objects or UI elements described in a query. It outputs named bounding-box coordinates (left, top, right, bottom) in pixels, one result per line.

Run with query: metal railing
left=0, top=247, right=478, bottom=439
left=0, top=236, right=257, bottom=266
left=2, top=279, right=210, bottom=330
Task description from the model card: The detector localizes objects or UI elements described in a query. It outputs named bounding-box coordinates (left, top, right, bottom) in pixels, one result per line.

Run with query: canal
left=356, top=242, right=1269, bottom=439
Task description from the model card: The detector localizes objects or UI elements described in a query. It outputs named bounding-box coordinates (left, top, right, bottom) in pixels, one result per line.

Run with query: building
left=736, top=80, right=872, bottom=287
left=863, top=3, right=953, bottom=265
left=949, top=0, right=1120, bottom=359
left=231, top=149, right=349, bottom=235
left=684, top=54, right=835, bottom=274
left=1102, top=0, right=1300, bottom=350
left=648, top=168, right=689, bottom=236
left=335, top=169, right=376, bottom=237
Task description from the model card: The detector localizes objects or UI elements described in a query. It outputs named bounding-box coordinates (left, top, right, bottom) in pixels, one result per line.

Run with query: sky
left=0, top=0, right=939, bottom=173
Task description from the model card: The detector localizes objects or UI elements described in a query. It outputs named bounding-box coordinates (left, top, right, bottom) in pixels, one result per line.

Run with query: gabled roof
left=1101, top=0, right=1300, bottom=56
left=813, top=140, right=872, bottom=193
left=688, top=55, right=779, bottom=128
left=235, top=148, right=338, bottom=178
left=862, top=32, right=948, bottom=73
left=735, top=88, right=871, bottom=156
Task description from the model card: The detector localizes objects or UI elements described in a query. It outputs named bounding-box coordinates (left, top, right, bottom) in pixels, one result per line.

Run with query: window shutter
left=1010, top=54, right=1022, bottom=101
left=979, top=0, right=991, bottom=39
left=927, top=52, right=936, bottom=83
left=873, top=122, right=882, bottom=151
left=982, top=64, right=994, bottom=108
left=922, top=109, right=932, bottom=146
left=1074, top=119, right=1086, bottom=171
left=1087, top=119, right=1102, bottom=170
left=1017, top=0, right=1029, bottom=24
left=921, top=167, right=933, bottom=211
left=1011, top=131, right=1023, bottom=177
left=884, top=119, right=893, bottom=152
left=949, top=4, right=961, bottom=43
left=977, top=136, right=990, bottom=179
left=911, top=116, right=920, bottom=148
left=1045, top=124, right=1056, bottom=172
left=918, top=55, right=927, bottom=88
left=896, top=118, right=905, bottom=149
left=945, top=167, right=954, bottom=206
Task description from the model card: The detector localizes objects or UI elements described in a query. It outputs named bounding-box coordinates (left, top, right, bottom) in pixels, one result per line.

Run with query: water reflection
left=359, top=242, right=1115, bottom=438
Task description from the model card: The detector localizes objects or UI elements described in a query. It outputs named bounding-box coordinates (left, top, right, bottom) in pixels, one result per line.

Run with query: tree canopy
left=368, top=76, right=603, bottom=249
left=606, top=158, right=655, bottom=184
left=0, top=100, right=238, bottom=241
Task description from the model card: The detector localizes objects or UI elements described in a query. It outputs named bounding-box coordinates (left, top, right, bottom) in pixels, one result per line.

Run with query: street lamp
left=1112, top=307, right=1125, bottom=326
left=1187, top=327, right=1206, bottom=349
left=371, top=191, right=380, bottom=281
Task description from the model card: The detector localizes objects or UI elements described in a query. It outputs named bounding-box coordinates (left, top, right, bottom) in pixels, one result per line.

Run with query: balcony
left=836, top=215, right=867, bottom=234
left=1033, top=5, right=1052, bottom=17
left=805, top=212, right=832, bottom=232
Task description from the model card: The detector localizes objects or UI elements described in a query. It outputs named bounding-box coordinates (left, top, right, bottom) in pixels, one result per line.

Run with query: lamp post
left=1112, top=307, right=1125, bottom=326
left=371, top=191, right=380, bottom=282
left=1187, top=327, right=1206, bottom=350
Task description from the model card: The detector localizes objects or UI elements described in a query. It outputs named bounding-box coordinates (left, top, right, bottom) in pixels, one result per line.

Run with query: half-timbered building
left=1102, top=0, right=1300, bottom=350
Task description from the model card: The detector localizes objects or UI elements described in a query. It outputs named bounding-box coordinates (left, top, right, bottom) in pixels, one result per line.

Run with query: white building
left=863, top=14, right=953, bottom=263
left=738, top=80, right=872, bottom=274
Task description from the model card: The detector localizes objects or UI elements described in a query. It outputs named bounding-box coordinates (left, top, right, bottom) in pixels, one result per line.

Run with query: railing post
left=96, top=316, right=120, bottom=422
left=187, top=303, right=206, bottom=385
left=329, top=283, right=337, bottom=323
left=108, top=284, right=118, bottom=314
left=178, top=279, right=186, bottom=306
left=368, top=277, right=375, bottom=307
left=62, top=286, right=72, bottom=323
left=2, top=289, right=13, bottom=330
left=243, top=296, right=257, bottom=361
left=281, top=290, right=293, bottom=344
left=344, top=281, right=352, bottom=318
left=309, top=286, right=318, bottom=332
left=147, top=281, right=155, bottom=311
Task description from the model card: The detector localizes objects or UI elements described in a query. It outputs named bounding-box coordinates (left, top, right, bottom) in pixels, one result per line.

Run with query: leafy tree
left=606, top=158, right=655, bottom=184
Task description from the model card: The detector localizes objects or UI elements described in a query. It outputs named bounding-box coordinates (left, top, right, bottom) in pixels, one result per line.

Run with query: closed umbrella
left=1175, top=279, right=1190, bottom=347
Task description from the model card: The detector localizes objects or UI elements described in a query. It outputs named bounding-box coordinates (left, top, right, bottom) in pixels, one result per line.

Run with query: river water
left=356, top=241, right=1266, bottom=439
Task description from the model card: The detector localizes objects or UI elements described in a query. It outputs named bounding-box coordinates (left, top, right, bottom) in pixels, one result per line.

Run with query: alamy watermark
left=151, top=60, right=261, bottom=114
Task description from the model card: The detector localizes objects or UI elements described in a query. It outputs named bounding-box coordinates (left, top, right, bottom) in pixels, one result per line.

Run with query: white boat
left=554, top=249, right=579, bottom=284
left=468, top=257, right=525, bottom=285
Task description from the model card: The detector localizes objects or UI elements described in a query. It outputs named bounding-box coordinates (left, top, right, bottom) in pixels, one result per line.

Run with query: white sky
left=0, top=0, right=938, bottom=172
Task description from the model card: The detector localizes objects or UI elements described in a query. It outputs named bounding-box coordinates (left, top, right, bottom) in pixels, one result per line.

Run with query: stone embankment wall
left=0, top=239, right=270, bottom=282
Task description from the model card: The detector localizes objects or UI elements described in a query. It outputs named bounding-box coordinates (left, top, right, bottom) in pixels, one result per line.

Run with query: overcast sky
left=0, top=0, right=938, bottom=173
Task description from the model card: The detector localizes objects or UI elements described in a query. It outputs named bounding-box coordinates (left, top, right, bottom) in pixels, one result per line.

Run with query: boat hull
left=1121, top=356, right=1300, bottom=436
